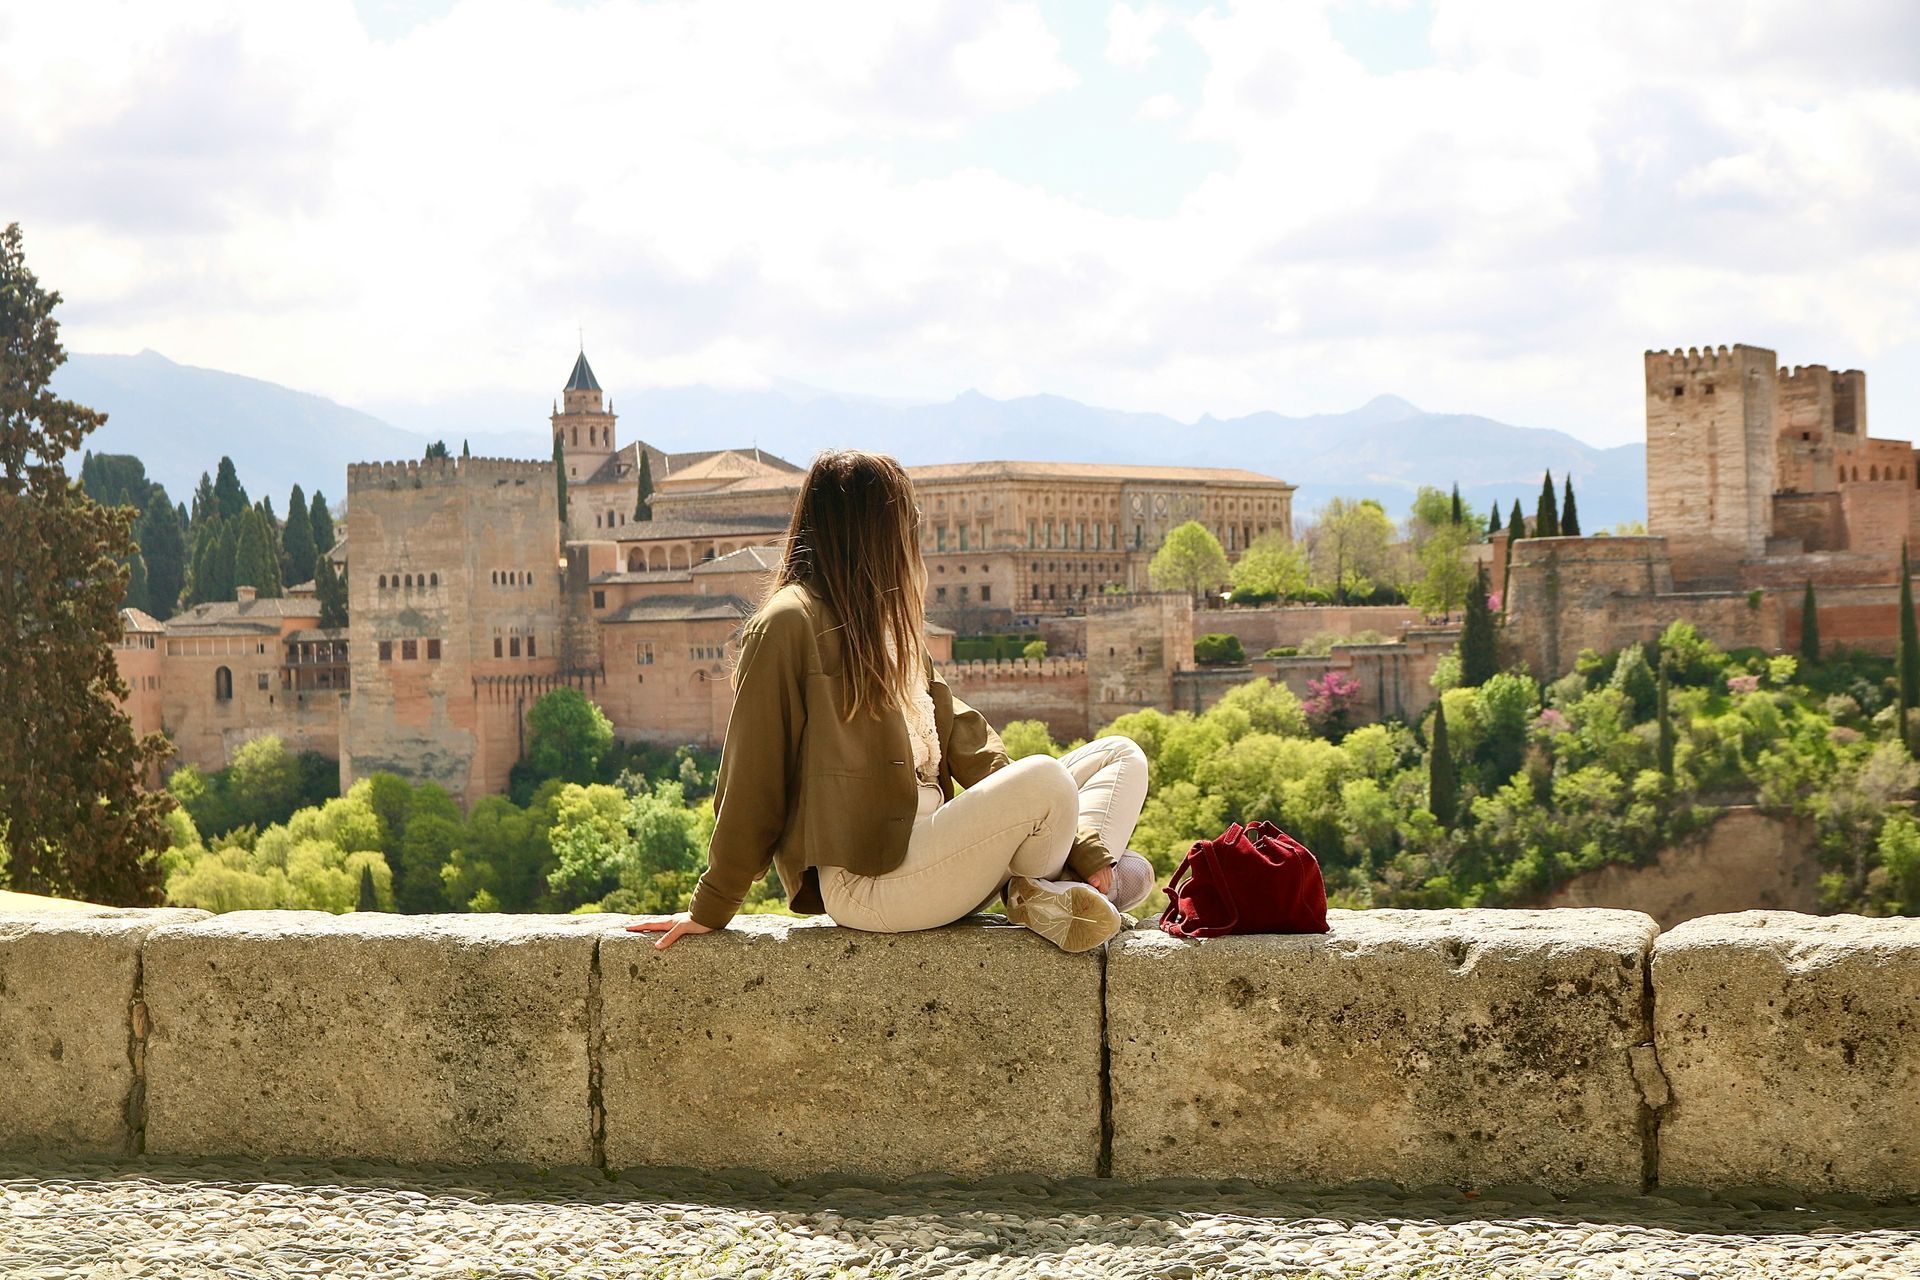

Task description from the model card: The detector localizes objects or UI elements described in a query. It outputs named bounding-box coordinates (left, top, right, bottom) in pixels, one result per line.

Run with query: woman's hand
left=1086, top=864, right=1114, bottom=896
left=624, top=913, right=713, bottom=950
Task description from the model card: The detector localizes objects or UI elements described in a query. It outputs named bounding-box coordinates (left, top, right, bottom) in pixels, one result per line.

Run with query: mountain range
left=54, top=350, right=1647, bottom=528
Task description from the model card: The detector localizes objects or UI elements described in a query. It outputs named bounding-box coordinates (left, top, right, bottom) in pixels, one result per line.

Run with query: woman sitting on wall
left=627, top=449, right=1154, bottom=953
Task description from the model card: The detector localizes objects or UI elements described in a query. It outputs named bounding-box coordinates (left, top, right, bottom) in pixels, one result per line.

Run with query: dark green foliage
left=282, top=483, right=315, bottom=584
left=0, top=222, right=173, bottom=904
left=1428, top=701, right=1457, bottom=828
left=424, top=440, right=450, bottom=460
left=125, top=552, right=149, bottom=616
left=553, top=437, right=568, bottom=524
left=1194, top=633, right=1247, bottom=665
left=1801, top=581, right=1821, bottom=664
left=1459, top=563, right=1497, bottom=686
left=79, top=452, right=158, bottom=511
left=234, top=508, right=282, bottom=596
left=1449, top=483, right=1463, bottom=525
left=315, top=555, right=348, bottom=629
left=1609, top=643, right=1659, bottom=720
left=1535, top=470, right=1559, bottom=538
left=308, top=490, right=334, bottom=555
left=190, top=471, right=215, bottom=525
left=1487, top=503, right=1502, bottom=536
left=1560, top=476, right=1580, bottom=536
left=636, top=449, right=653, bottom=521
left=1657, top=657, right=1675, bottom=780
left=952, top=632, right=1044, bottom=661
left=525, top=687, right=612, bottom=785
left=170, top=740, right=340, bottom=839
left=461, top=439, right=470, bottom=458
left=137, top=492, right=187, bottom=617
left=1901, top=542, right=1918, bottom=752
left=212, top=456, right=248, bottom=521
left=1508, top=498, right=1525, bottom=541
left=356, top=862, right=379, bottom=912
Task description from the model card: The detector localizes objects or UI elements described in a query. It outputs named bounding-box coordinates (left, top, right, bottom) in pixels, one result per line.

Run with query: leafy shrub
left=1194, top=633, right=1247, bottom=665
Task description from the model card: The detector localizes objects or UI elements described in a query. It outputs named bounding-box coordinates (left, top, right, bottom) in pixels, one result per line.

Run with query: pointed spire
left=565, top=351, right=601, bottom=392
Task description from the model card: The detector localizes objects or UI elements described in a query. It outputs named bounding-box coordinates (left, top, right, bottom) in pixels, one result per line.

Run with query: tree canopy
left=1148, top=520, right=1230, bottom=600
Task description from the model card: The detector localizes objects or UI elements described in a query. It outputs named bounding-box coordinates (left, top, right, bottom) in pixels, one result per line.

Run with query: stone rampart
left=6, top=906, right=1920, bottom=1199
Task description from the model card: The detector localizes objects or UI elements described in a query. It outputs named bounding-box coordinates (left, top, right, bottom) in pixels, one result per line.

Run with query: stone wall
left=1193, top=604, right=1425, bottom=655
left=9, top=904, right=1920, bottom=1198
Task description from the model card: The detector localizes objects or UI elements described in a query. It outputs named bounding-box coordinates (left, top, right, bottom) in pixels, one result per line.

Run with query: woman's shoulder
left=748, top=582, right=819, bottom=640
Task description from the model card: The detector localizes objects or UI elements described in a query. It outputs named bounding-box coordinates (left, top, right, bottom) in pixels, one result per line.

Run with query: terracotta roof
left=665, top=459, right=1294, bottom=496
left=603, top=593, right=754, bottom=624
left=168, top=597, right=323, bottom=630
left=284, top=628, right=350, bottom=643
left=691, top=545, right=782, bottom=575
left=611, top=516, right=788, bottom=542
left=119, top=607, right=165, bottom=633
left=579, top=440, right=804, bottom=489
left=590, top=569, right=696, bottom=585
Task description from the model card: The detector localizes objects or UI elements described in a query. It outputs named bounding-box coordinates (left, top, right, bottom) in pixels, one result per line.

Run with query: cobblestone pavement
left=3, top=1158, right=1917, bottom=1279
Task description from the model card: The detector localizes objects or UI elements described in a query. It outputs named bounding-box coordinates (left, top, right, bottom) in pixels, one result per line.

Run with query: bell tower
left=551, top=350, right=617, bottom=482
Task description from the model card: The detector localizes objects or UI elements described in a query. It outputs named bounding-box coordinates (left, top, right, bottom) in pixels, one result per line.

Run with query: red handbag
left=1159, top=819, right=1330, bottom=938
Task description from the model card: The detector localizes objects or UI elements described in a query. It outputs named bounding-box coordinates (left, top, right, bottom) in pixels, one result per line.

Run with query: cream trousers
left=818, top=735, right=1150, bottom=934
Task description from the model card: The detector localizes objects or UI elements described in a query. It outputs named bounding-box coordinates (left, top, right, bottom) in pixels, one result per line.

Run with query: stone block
left=600, top=915, right=1103, bottom=1178
left=142, top=911, right=602, bottom=1165
left=0, top=907, right=206, bottom=1155
left=1654, top=911, right=1920, bottom=1196
left=1108, top=909, right=1658, bottom=1190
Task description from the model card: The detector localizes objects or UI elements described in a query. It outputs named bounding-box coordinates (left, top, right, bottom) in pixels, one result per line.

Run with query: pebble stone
left=0, top=1157, right=1916, bottom=1278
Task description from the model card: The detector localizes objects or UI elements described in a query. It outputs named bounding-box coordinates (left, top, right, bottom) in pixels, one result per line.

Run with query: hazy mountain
left=55, top=351, right=1647, bottom=527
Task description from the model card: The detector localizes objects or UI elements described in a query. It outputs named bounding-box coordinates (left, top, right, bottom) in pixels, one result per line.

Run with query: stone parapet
left=1652, top=911, right=1920, bottom=1197
left=599, top=915, right=1104, bottom=1178
left=1108, top=910, right=1659, bottom=1192
left=8, top=907, right=1920, bottom=1199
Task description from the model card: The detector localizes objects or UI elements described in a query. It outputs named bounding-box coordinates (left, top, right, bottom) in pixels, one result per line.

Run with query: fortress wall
left=1195, top=605, right=1425, bottom=653
left=944, top=660, right=1092, bottom=741
left=9, top=905, right=1920, bottom=1198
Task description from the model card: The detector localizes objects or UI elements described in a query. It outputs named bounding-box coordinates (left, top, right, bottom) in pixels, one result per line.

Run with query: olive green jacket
left=686, top=582, right=1116, bottom=929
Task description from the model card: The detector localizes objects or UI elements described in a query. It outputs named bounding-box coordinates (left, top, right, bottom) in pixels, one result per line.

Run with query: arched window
left=378, top=575, right=387, bottom=589
left=429, top=573, right=438, bottom=587
left=214, top=667, right=233, bottom=701
left=1871, top=466, right=1880, bottom=482
left=404, top=574, right=413, bottom=588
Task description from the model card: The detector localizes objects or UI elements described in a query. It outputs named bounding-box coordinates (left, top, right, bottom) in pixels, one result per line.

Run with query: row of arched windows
left=1846, top=463, right=1912, bottom=483
left=492, top=569, right=534, bottom=586
left=377, top=572, right=438, bottom=590
left=567, top=425, right=609, bottom=448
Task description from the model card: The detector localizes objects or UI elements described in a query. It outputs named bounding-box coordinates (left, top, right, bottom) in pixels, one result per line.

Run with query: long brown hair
left=755, top=449, right=927, bottom=720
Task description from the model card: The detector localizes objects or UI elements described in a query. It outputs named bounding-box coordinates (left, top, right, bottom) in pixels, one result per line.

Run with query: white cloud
left=1105, top=2, right=1168, bottom=71
left=5, top=0, right=1919, bottom=447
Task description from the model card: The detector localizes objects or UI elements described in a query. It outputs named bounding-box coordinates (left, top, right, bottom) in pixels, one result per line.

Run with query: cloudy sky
left=7, top=0, right=1918, bottom=446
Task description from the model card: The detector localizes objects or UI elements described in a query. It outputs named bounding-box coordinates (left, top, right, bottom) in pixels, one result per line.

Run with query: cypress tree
left=1487, top=503, right=1502, bottom=537
left=1900, top=542, right=1918, bottom=753
left=424, top=440, right=450, bottom=460
left=283, top=483, right=315, bottom=584
left=1449, top=483, right=1463, bottom=525
left=137, top=491, right=187, bottom=618
left=214, top=518, right=240, bottom=600
left=1657, top=656, right=1675, bottom=780
left=1429, top=701, right=1458, bottom=828
left=1502, top=498, right=1526, bottom=606
left=258, top=494, right=275, bottom=525
left=315, top=556, right=348, bottom=629
left=1508, top=498, right=1526, bottom=542
left=1560, top=475, right=1581, bottom=536
left=308, top=491, right=334, bottom=555
left=1460, top=563, right=1497, bottom=687
left=190, top=471, right=215, bottom=526
left=235, top=508, right=282, bottom=597
left=212, top=456, right=248, bottom=521
left=461, top=438, right=470, bottom=458
left=0, top=221, right=172, bottom=904
left=1800, top=581, right=1821, bottom=664
left=357, top=862, right=379, bottom=912
left=554, top=436, right=568, bottom=524
left=1535, top=470, right=1559, bottom=538
left=636, top=449, right=653, bottom=521
left=125, top=551, right=150, bottom=616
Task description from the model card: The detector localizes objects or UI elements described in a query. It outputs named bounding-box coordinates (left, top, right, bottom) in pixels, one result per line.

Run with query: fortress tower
left=1644, top=344, right=1778, bottom=586
left=551, top=351, right=617, bottom=483
left=342, top=457, right=568, bottom=804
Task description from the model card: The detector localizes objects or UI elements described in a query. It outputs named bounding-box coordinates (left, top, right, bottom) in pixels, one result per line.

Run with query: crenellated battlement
left=1645, top=344, right=1745, bottom=373
left=945, top=657, right=1089, bottom=679
left=347, top=457, right=550, bottom=490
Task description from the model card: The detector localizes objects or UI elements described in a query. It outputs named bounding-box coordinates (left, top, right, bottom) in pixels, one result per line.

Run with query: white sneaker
left=1004, top=876, right=1125, bottom=952
left=1108, top=850, right=1156, bottom=913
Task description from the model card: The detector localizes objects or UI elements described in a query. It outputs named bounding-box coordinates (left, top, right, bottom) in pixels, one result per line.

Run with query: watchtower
left=551, top=351, right=617, bottom=483
left=1644, top=344, right=1777, bottom=587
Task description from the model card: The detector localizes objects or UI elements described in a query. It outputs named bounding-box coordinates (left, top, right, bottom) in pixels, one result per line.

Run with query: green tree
left=999, top=720, right=1061, bottom=759
left=212, top=456, right=248, bottom=522
left=1428, top=701, right=1458, bottom=828
left=636, top=449, right=653, bottom=521
left=125, top=551, right=150, bottom=615
left=79, top=452, right=157, bottom=510
left=234, top=508, right=283, bottom=596
left=1901, top=542, right=1918, bottom=752
left=315, top=555, right=348, bottom=629
left=308, top=490, right=335, bottom=556
left=1449, top=483, right=1464, bottom=525
left=1801, top=581, right=1821, bottom=664
left=1021, top=638, right=1047, bottom=660
left=189, top=471, right=215, bottom=526
left=228, top=735, right=303, bottom=829
left=0, top=222, right=173, bottom=904
left=1535, top=470, right=1559, bottom=538
left=356, top=862, right=379, bottom=911
left=1148, top=519, right=1230, bottom=601
left=214, top=518, right=240, bottom=599
left=137, top=491, right=187, bottom=617
left=1656, top=657, right=1675, bottom=780
left=1487, top=503, right=1503, bottom=537
left=1306, top=498, right=1396, bottom=603
left=1560, top=475, right=1581, bottom=536
left=1230, top=530, right=1309, bottom=600
left=1459, top=563, right=1497, bottom=687
left=424, top=440, right=450, bottom=460
left=461, top=439, right=470, bottom=458
left=1410, top=521, right=1473, bottom=618
left=553, top=437, right=568, bottom=525
left=1502, top=497, right=1526, bottom=604
left=283, top=483, right=315, bottom=584
left=525, top=687, right=613, bottom=784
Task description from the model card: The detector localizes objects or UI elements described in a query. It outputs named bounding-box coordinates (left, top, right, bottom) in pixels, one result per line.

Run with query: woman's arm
left=944, top=689, right=1009, bottom=790
left=680, top=604, right=810, bottom=931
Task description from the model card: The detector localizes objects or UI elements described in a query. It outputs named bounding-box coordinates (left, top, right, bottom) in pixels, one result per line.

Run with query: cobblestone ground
left=3, top=1158, right=1918, bottom=1279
